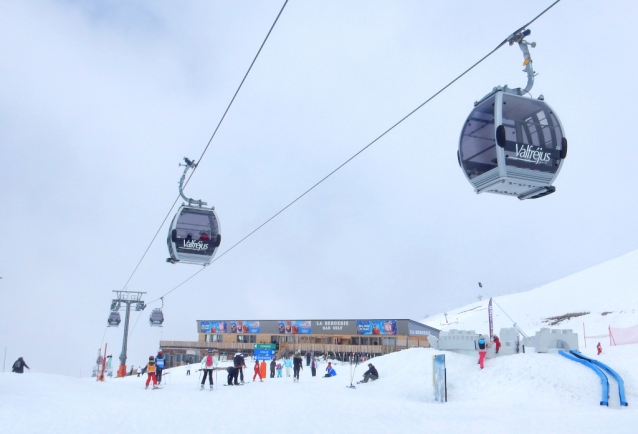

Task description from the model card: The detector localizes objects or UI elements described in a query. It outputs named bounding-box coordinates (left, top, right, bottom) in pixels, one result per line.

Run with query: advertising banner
left=200, top=321, right=227, bottom=333
left=277, top=320, right=312, bottom=334
left=433, top=354, right=447, bottom=403
left=356, top=320, right=397, bottom=335
left=229, top=321, right=260, bottom=334
left=488, top=298, right=493, bottom=339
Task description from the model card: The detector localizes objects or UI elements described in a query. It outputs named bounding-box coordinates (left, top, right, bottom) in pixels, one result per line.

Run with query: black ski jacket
left=363, top=366, right=379, bottom=378
left=12, top=358, right=29, bottom=373
left=293, top=355, right=303, bottom=368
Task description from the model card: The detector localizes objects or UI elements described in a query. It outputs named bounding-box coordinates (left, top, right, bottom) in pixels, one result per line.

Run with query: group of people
left=143, top=350, right=166, bottom=389
left=477, top=334, right=502, bottom=369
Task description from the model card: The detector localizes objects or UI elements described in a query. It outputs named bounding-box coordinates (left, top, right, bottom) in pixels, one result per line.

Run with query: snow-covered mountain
left=423, top=248, right=638, bottom=343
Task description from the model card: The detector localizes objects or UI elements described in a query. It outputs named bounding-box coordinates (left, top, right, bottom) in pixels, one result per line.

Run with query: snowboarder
left=11, top=357, right=29, bottom=374
left=276, top=362, right=283, bottom=377
left=270, top=359, right=276, bottom=378
left=293, top=351, right=303, bottom=381
left=358, top=363, right=379, bottom=383
left=284, top=355, right=292, bottom=377
left=493, top=335, right=501, bottom=354
left=137, top=366, right=142, bottom=377
left=145, top=356, right=158, bottom=389
left=477, top=334, right=488, bottom=369
left=311, top=356, right=318, bottom=377
left=200, top=349, right=215, bottom=389
left=155, top=350, right=165, bottom=384
left=253, top=360, right=263, bottom=382
left=597, top=342, right=603, bottom=355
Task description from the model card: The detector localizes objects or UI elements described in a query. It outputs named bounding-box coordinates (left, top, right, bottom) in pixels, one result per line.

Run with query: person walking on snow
left=137, top=366, right=142, bottom=377
left=284, top=355, right=292, bottom=377
left=253, top=360, right=263, bottom=381
left=597, top=342, right=603, bottom=355
left=200, top=349, right=215, bottom=389
left=311, top=356, right=318, bottom=377
left=477, top=335, right=488, bottom=369
left=493, top=335, right=501, bottom=354
left=276, top=362, right=283, bottom=377
left=155, top=350, right=166, bottom=384
left=233, top=353, right=246, bottom=383
left=145, top=356, right=158, bottom=389
left=270, top=359, right=276, bottom=378
left=293, top=351, right=303, bottom=382
left=12, top=357, right=29, bottom=373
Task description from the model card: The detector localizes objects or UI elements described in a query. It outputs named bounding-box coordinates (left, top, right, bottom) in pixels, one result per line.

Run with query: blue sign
left=253, top=350, right=275, bottom=356
left=433, top=354, right=447, bottom=403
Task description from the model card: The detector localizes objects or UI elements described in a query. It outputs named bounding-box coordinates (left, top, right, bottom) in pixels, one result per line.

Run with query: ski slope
left=2, top=345, right=638, bottom=433
left=4, top=250, right=638, bottom=432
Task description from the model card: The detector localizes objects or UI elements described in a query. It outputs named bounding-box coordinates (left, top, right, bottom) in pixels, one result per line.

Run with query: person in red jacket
left=253, top=360, right=263, bottom=382
left=493, top=335, right=501, bottom=354
left=597, top=342, right=603, bottom=355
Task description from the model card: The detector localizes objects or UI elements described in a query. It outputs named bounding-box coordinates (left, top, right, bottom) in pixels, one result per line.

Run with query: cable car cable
left=118, top=0, right=289, bottom=292
left=146, top=0, right=563, bottom=304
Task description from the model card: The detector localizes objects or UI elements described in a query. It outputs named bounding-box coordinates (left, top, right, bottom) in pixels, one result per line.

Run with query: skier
left=306, top=351, right=311, bottom=367
left=233, top=352, right=246, bottom=384
left=358, top=363, right=379, bottom=384
left=477, top=334, right=488, bottom=369
left=200, top=349, right=215, bottom=389
left=270, top=359, right=276, bottom=378
left=311, top=356, right=318, bottom=377
left=145, top=356, right=158, bottom=389
left=493, top=335, right=501, bottom=354
left=226, top=366, right=240, bottom=386
left=284, top=355, right=292, bottom=377
left=11, top=357, right=30, bottom=374
left=276, top=362, right=283, bottom=377
left=137, top=366, right=142, bottom=377
left=293, top=351, right=303, bottom=382
left=155, top=350, right=165, bottom=385
left=253, top=360, right=263, bottom=382
left=597, top=342, right=603, bottom=355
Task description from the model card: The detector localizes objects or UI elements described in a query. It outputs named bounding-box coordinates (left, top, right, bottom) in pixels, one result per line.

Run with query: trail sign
left=254, top=344, right=276, bottom=350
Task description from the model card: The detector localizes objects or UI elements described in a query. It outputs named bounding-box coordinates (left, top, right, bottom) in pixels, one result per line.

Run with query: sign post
left=433, top=354, right=447, bottom=403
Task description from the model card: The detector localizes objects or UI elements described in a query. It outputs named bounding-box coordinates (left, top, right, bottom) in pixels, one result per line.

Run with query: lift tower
left=110, top=290, right=146, bottom=377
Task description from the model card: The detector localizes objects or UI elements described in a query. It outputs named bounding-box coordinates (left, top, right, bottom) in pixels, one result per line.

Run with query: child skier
left=200, top=349, right=215, bottom=389
left=597, top=342, right=603, bottom=355
left=145, top=356, right=158, bottom=389
left=276, top=362, right=283, bottom=377
left=493, top=335, right=501, bottom=354
left=253, top=360, right=263, bottom=381
left=477, top=335, right=488, bottom=369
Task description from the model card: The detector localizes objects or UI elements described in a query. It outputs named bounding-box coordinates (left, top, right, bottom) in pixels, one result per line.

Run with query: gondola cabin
left=458, top=89, right=567, bottom=200
left=108, top=312, right=121, bottom=327
left=149, top=308, right=164, bottom=327
left=166, top=205, right=221, bottom=265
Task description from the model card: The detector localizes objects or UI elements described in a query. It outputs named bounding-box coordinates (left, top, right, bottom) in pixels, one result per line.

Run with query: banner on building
left=356, top=320, right=397, bottom=335
left=433, top=354, right=447, bottom=403
left=278, top=320, right=312, bottom=334
left=200, top=321, right=227, bottom=333
left=230, top=321, right=260, bottom=334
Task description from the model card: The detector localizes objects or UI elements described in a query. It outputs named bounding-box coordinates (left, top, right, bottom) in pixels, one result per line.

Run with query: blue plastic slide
left=569, top=350, right=629, bottom=406
left=558, top=350, right=609, bottom=406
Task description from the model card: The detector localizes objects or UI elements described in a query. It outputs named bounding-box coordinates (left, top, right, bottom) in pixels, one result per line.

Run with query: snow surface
left=4, top=250, right=638, bottom=432
left=2, top=345, right=638, bottom=433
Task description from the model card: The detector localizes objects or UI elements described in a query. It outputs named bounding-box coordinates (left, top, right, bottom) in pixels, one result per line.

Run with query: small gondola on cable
left=149, top=298, right=164, bottom=327
left=458, top=29, right=567, bottom=200
left=107, top=311, right=121, bottom=327
left=166, top=158, right=221, bottom=265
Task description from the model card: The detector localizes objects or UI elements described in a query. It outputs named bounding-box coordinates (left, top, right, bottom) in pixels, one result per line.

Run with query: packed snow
left=4, top=250, right=638, bottom=433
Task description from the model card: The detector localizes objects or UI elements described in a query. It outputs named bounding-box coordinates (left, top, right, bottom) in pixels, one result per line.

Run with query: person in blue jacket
left=155, top=350, right=166, bottom=384
left=323, top=362, right=336, bottom=378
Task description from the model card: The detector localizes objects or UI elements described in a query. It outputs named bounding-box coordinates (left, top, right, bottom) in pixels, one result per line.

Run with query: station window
left=382, top=337, right=396, bottom=346
left=361, top=337, right=369, bottom=345
left=205, top=334, right=222, bottom=342
left=350, top=337, right=359, bottom=345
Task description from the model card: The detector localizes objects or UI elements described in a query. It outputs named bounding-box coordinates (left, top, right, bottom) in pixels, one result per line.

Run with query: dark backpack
left=478, top=338, right=486, bottom=350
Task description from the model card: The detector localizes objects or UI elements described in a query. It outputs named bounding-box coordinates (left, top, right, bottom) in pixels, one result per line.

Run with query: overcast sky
left=2, top=0, right=638, bottom=376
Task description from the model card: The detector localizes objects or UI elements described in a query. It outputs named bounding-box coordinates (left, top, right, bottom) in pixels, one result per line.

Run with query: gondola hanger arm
left=178, top=157, right=209, bottom=208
